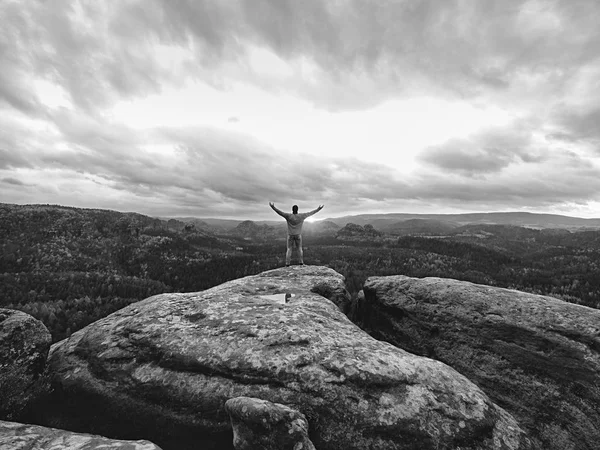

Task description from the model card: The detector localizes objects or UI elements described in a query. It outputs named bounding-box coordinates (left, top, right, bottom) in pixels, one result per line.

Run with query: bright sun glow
left=110, top=79, right=515, bottom=174
left=33, top=79, right=73, bottom=109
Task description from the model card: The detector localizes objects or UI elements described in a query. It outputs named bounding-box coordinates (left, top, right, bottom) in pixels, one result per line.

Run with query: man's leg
left=298, top=235, right=304, bottom=264
left=286, top=236, right=292, bottom=266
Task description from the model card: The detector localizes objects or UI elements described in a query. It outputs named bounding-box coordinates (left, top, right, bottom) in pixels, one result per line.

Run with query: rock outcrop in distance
left=0, top=308, right=51, bottom=421
left=39, top=266, right=530, bottom=450
left=357, top=275, right=600, bottom=450
left=0, top=420, right=162, bottom=450
left=336, top=223, right=383, bottom=241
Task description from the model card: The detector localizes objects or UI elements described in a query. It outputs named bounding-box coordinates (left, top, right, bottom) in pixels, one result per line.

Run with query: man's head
left=292, top=205, right=298, bottom=214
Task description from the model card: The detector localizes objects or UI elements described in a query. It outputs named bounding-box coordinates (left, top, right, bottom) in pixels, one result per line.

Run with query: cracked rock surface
left=358, top=275, right=600, bottom=450
left=42, top=266, right=530, bottom=450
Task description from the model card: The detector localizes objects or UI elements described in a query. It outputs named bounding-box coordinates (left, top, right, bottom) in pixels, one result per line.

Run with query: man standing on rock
left=269, top=202, right=324, bottom=266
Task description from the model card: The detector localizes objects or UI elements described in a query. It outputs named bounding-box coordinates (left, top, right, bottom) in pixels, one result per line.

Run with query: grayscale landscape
left=2, top=1, right=600, bottom=449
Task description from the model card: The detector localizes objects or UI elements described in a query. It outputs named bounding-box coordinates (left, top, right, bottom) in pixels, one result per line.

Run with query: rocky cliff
left=34, top=266, right=530, bottom=450
left=356, top=275, right=600, bottom=450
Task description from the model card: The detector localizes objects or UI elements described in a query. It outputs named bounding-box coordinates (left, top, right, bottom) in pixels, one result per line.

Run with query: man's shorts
left=287, top=234, right=302, bottom=249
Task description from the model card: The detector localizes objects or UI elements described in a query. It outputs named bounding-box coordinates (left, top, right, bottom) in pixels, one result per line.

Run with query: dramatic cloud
left=418, top=124, right=540, bottom=176
left=144, top=0, right=600, bottom=108
left=2, top=0, right=600, bottom=219
left=556, top=108, right=600, bottom=146
left=1, top=177, right=28, bottom=186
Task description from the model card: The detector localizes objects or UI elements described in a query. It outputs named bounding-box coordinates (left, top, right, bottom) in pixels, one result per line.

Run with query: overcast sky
left=2, top=0, right=600, bottom=220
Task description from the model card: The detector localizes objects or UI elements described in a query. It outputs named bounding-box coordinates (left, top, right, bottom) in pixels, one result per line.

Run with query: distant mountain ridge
left=177, top=211, right=600, bottom=232
left=326, top=212, right=600, bottom=230
left=6, top=204, right=600, bottom=236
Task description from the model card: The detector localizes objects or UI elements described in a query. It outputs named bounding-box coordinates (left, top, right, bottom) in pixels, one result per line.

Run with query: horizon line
left=3, top=202, right=600, bottom=221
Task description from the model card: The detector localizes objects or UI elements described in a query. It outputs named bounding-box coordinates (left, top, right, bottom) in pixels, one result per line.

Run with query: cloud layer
left=2, top=0, right=600, bottom=219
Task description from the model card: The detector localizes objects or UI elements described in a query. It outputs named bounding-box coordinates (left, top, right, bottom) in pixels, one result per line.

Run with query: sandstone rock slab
left=0, top=308, right=51, bottom=421
left=43, top=266, right=530, bottom=450
left=0, top=420, right=161, bottom=449
left=225, top=396, right=315, bottom=450
left=358, top=275, right=600, bottom=450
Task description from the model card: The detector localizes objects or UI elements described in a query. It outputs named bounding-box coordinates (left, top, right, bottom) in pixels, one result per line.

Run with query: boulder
left=225, top=396, right=315, bottom=450
left=42, top=266, right=530, bottom=450
left=0, top=420, right=161, bottom=449
left=0, top=308, right=52, bottom=420
left=358, top=275, right=600, bottom=450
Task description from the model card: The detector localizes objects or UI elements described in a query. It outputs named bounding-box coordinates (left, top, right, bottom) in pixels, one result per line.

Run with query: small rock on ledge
left=225, top=396, right=316, bottom=450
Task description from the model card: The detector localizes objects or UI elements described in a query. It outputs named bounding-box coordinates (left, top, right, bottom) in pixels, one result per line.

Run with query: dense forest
left=2, top=203, right=599, bottom=342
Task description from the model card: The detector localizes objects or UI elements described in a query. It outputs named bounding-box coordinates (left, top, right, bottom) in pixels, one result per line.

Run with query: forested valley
left=2, top=203, right=600, bottom=343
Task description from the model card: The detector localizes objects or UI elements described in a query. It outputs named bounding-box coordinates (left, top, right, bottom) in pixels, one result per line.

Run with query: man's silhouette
left=269, top=202, right=323, bottom=266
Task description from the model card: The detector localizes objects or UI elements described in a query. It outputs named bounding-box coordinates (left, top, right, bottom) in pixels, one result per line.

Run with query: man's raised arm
left=306, top=205, right=324, bottom=217
left=269, top=202, right=287, bottom=218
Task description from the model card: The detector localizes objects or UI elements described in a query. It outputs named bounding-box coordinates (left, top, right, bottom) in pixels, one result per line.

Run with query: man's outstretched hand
left=318, top=205, right=324, bottom=210
left=269, top=202, right=275, bottom=209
